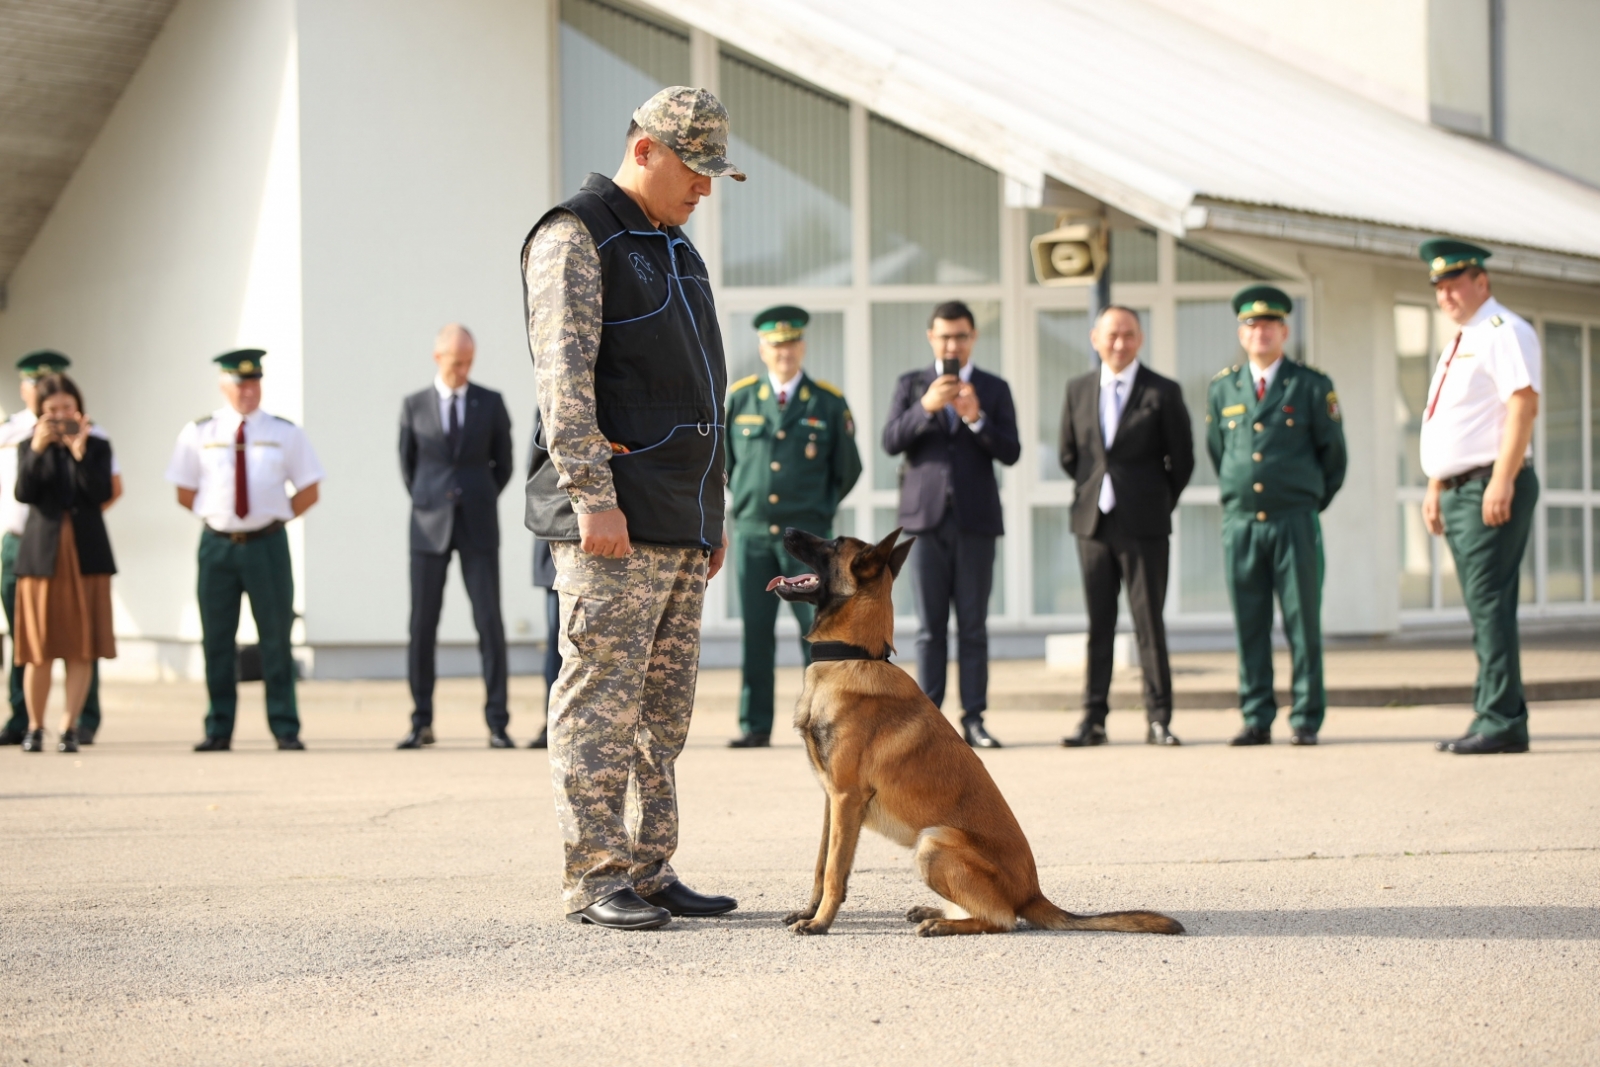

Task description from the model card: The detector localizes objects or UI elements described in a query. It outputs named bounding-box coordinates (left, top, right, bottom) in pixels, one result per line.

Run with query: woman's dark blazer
left=14, top=436, right=117, bottom=577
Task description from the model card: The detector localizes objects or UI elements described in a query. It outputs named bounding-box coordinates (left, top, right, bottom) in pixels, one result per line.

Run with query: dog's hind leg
left=784, top=796, right=832, bottom=926
left=790, top=791, right=867, bottom=936
left=912, top=827, right=1016, bottom=937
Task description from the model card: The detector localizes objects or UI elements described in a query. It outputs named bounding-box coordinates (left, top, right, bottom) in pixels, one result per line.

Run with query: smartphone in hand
left=50, top=419, right=81, bottom=436
left=940, top=358, right=960, bottom=378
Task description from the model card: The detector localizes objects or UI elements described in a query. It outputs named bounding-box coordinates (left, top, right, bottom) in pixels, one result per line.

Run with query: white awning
left=670, top=0, right=1600, bottom=272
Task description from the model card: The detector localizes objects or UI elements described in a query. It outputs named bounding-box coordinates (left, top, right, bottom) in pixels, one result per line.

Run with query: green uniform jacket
left=1206, top=360, right=1347, bottom=517
left=725, top=372, right=862, bottom=533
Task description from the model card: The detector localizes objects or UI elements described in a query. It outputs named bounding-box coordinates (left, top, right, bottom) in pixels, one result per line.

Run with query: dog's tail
left=1020, top=896, right=1184, bottom=935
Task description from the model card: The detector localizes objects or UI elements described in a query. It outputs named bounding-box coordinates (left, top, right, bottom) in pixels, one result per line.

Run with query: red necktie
left=234, top=421, right=249, bottom=518
left=1424, top=332, right=1464, bottom=422
left=1255, top=377, right=1265, bottom=402
left=777, top=390, right=787, bottom=407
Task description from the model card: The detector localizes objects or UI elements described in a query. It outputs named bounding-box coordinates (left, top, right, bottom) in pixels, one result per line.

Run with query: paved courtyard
left=2, top=673, right=1597, bottom=1066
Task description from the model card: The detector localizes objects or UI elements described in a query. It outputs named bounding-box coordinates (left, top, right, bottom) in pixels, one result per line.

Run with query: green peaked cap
left=1418, top=237, right=1491, bottom=282
left=753, top=305, right=809, bottom=343
left=214, top=348, right=266, bottom=379
left=17, top=350, right=71, bottom=378
left=1232, top=284, right=1292, bottom=322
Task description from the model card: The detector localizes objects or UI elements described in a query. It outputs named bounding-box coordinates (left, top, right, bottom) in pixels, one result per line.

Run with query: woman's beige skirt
left=15, top=515, right=116, bottom=665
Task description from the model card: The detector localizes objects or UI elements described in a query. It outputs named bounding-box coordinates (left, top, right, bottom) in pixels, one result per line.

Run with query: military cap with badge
left=214, top=348, right=266, bottom=380
left=17, top=350, right=72, bottom=378
left=1232, top=284, right=1293, bottom=323
left=1419, top=237, right=1491, bottom=284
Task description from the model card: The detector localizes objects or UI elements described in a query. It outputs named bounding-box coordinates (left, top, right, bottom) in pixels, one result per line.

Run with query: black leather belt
left=208, top=520, right=285, bottom=544
left=1440, top=465, right=1495, bottom=491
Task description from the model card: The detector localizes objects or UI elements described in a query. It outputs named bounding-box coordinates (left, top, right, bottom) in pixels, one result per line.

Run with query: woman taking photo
left=14, top=373, right=116, bottom=753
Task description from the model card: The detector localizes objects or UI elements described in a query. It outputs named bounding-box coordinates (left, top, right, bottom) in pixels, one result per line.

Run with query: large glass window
left=1032, top=506, right=1083, bottom=615
left=1175, top=300, right=1238, bottom=487
left=1547, top=506, right=1584, bottom=603
left=559, top=0, right=689, bottom=198
left=1545, top=323, right=1583, bottom=490
left=718, top=52, right=851, bottom=286
left=1592, top=328, right=1600, bottom=492
left=869, top=117, right=999, bottom=285
left=1179, top=505, right=1230, bottom=613
left=1398, top=502, right=1433, bottom=609
left=870, top=301, right=1002, bottom=491
left=1175, top=240, right=1268, bottom=283
left=1395, top=304, right=1434, bottom=488
left=1036, top=311, right=1091, bottom=483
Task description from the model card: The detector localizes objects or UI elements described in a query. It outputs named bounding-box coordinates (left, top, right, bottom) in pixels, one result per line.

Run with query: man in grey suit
left=398, top=323, right=515, bottom=749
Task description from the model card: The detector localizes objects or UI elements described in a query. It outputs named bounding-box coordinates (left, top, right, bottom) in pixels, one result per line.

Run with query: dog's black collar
left=809, top=640, right=892, bottom=662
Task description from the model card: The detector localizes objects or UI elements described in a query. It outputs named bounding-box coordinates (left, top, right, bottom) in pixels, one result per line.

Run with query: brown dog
left=769, top=527, right=1183, bottom=937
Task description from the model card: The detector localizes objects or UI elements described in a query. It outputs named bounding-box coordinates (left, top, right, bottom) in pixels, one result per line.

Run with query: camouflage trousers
left=548, top=541, right=707, bottom=912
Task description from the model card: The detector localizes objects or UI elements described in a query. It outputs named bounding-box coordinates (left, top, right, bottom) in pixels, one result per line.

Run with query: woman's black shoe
left=21, top=729, right=44, bottom=752
left=57, top=729, right=79, bottom=753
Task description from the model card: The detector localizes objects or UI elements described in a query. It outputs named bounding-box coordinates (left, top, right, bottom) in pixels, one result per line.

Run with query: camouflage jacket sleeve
left=524, top=210, right=616, bottom=514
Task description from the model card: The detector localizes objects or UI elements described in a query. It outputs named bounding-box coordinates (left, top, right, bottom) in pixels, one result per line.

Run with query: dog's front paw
left=915, top=918, right=954, bottom=937
left=905, top=906, right=944, bottom=923
left=783, top=907, right=817, bottom=925
left=790, top=918, right=831, bottom=936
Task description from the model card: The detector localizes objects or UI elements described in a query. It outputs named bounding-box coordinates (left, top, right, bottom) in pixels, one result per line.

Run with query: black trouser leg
left=953, top=529, right=995, bottom=720
left=1077, top=525, right=1122, bottom=725
left=459, top=548, right=508, bottom=730
left=542, top=588, right=561, bottom=720
left=408, top=550, right=451, bottom=728
left=910, top=513, right=956, bottom=709
left=1121, top=533, right=1174, bottom=725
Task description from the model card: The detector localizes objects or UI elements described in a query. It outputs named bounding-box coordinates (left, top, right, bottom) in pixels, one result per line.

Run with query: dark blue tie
left=447, top=395, right=461, bottom=453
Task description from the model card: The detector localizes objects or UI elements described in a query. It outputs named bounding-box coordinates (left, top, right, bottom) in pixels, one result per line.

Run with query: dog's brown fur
left=773, top=528, right=1184, bottom=937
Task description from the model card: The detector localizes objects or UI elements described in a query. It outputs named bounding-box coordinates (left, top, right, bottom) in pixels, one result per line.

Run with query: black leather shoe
left=396, top=726, right=435, bottom=749
left=727, top=732, right=771, bottom=748
left=21, top=729, right=44, bottom=752
left=1061, top=722, right=1108, bottom=747
left=1146, top=722, right=1181, bottom=746
left=644, top=881, right=739, bottom=917
left=57, top=729, right=79, bottom=753
left=193, top=736, right=231, bottom=752
left=0, top=725, right=27, bottom=746
left=964, top=720, right=1002, bottom=748
left=567, top=888, right=671, bottom=930
left=77, top=727, right=96, bottom=745
left=1229, top=726, right=1272, bottom=746
left=527, top=728, right=548, bottom=749
left=489, top=728, right=515, bottom=749
left=1289, top=729, right=1318, bottom=746
left=276, top=736, right=305, bottom=751
left=1436, top=733, right=1529, bottom=754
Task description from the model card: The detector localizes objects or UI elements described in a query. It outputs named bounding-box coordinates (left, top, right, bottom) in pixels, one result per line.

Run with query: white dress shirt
left=1419, top=297, right=1541, bottom=480
left=1097, top=359, right=1140, bottom=513
left=0, top=409, right=122, bottom=537
left=768, top=370, right=802, bottom=404
left=1248, top=357, right=1283, bottom=399
left=435, top=376, right=467, bottom=435
left=930, top=360, right=984, bottom=432
left=165, top=407, right=325, bottom=532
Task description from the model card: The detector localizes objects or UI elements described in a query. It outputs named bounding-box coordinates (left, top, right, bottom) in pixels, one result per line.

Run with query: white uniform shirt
left=164, top=407, right=324, bottom=532
left=767, top=370, right=802, bottom=403
left=0, top=409, right=122, bottom=537
left=1248, top=357, right=1283, bottom=398
left=1419, top=297, right=1541, bottom=481
left=1097, top=358, right=1140, bottom=512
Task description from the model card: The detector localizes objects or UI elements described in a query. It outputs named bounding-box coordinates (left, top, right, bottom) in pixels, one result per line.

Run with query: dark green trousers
left=1223, top=509, right=1324, bottom=733
left=1441, top=467, right=1537, bottom=743
left=735, top=527, right=818, bottom=735
left=198, top=527, right=299, bottom=740
left=2, top=531, right=103, bottom=736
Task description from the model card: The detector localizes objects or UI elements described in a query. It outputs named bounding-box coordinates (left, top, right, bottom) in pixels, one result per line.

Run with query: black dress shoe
left=527, top=728, right=549, bottom=749
left=1229, top=726, right=1271, bottom=746
left=0, top=725, right=25, bottom=746
left=396, top=726, right=435, bottom=749
left=21, top=729, right=44, bottom=752
left=567, top=888, right=671, bottom=930
left=1061, top=722, right=1108, bottom=748
left=276, top=736, right=305, bottom=751
left=1289, top=729, right=1318, bottom=746
left=489, top=728, right=515, bottom=749
left=1436, top=733, right=1529, bottom=754
left=77, top=727, right=96, bottom=745
left=57, top=729, right=79, bottom=753
left=964, top=720, right=1002, bottom=748
left=193, top=737, right=231, bottom=752
left=644, top=881, right=739, bottom=917
left=727, top=732, right=771, bottom=748
left=1146, top=722, right=1181, bottom=746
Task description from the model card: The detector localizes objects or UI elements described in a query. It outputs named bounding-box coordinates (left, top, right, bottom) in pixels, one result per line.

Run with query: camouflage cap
left=633, top=86, right=746, bottom=181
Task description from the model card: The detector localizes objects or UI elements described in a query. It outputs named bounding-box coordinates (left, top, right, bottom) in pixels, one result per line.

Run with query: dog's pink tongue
left=766, top=574, right=815, bottom=592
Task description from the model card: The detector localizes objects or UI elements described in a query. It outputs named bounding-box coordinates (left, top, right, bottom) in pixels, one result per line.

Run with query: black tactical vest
left=523, top=173, right=727, bottom=549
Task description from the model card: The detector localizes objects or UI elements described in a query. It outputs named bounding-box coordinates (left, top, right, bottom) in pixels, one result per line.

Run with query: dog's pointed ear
left=872, top=527, right=903, bottom=556
left=888, top=536, right=915, bottom=578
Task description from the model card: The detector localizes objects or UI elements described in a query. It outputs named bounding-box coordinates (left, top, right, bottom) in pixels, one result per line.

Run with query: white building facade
left=1, top=0, right=1597, bottom=677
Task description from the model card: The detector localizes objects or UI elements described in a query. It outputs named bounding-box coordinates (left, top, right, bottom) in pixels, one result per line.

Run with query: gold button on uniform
left=776, top=430, right=786, bottom=440
left=769, top=524, right=780, bottom=534
left=1252, top=452, right=1262, bottom=461
left=1256, top=511, right=1267, bottom=521
left=1286, top=418, right=1294, bottom=427
left=1253, top=482, right=1264, bottom=493
left=768, top=493, right=779, bottom=503
left=770, top=461, right=780, bottom=471
left=1228, top=420, right=1236, bottom=429
left=1253, top=422, right=1264, bottom=432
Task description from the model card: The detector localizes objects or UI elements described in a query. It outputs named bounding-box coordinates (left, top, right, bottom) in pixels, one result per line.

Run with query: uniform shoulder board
left=1211, top=366, right=1235, bottom=382
left=811, top=378, right=844, bottom=398
left=272, top=414, right=296, bottom=425
left=1305, top=364, right=1329, bottom=378
left=194, top=415, right=214, bottom=425
left=1490, top=315, right=1505, bottom=327
left=729, top=374, right=760, bottom=392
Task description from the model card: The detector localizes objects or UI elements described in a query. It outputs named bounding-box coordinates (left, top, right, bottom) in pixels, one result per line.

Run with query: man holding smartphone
left=882, top=301, right=1020, bottom=748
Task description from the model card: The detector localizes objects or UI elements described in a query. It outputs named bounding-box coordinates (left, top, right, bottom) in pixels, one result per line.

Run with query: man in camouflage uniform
left=522, top=87, right=742, bottom=930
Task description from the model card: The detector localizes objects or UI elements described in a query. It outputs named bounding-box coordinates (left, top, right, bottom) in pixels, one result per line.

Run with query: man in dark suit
left=882, top=301, right=1020, bottom=748
left=397, top=323, right=515, bottom=749
left=1058, top=306, right=1194, bottom=747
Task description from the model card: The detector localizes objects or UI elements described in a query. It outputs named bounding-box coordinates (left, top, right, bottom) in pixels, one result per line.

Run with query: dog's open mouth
left=766, top=574, right=820, bottom=594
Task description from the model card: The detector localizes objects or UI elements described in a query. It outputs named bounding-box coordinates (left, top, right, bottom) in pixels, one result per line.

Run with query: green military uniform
left=0, top=351, right=106, bottom=746
left=726, top=307, right=862, bottom=741
left=1417, top=240, right=1540, bottom=754
left=1207, top=286, right=1347, bottom=743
